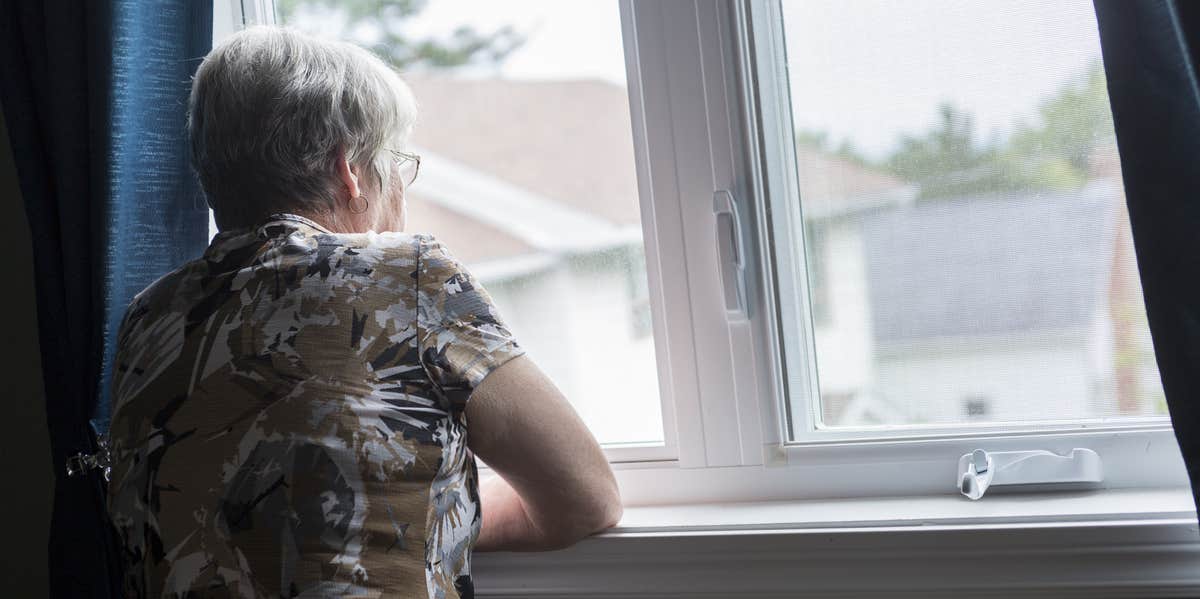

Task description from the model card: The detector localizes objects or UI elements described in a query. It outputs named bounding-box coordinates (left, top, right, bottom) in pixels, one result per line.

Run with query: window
left=608, top=0, right=1187, bottom=502
left=963, top=396, right=991, bottom=419
left=776, top=0, right=1167, bottom=435
left=217, top=0, right=1191, bottom=507
left=223, top=0, right=671, bottom=454
left=802, top=222, right=830, bottom=326
left=625, top=247, right=653, bottom=339
left=212, top=0, right=1197, bottom=592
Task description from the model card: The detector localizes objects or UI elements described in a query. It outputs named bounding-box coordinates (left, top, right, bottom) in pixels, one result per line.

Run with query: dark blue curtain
left=0, top=1, right=211, bottom=596
left=1093, top=0, right=1200, bottom=513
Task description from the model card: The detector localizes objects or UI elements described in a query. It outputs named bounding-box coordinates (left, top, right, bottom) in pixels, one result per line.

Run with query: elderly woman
left=105, top=27, right=622, bottom=598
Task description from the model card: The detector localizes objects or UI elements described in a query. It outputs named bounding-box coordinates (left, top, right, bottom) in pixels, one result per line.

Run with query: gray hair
left=188, top=26, right=417, bottom=229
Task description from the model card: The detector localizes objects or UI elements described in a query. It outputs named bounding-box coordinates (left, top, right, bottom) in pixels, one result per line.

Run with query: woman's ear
left=334, top=147, right=362, bottom=201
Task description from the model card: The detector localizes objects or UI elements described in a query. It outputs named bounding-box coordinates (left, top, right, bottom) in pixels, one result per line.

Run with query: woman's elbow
left=545, top=488, right=624, bottom=549
left=597, top=488, right=624, bottom=530
left=585, top=484, right=625, bottom=535
left=586, top=476, right=624, bottom=532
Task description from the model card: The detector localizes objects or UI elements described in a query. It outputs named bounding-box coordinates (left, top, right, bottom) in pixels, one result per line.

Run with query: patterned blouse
left=106, top=213, right=525, bottom=598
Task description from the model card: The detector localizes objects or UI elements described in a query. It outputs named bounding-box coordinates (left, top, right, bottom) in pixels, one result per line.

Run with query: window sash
left=213, top=0, right=682, bottom=463
left=229, top=0, right=1189, bottom=499
left=620, top=0, right=1187, bottom=496
left=748, top=0, right=1174, bottom=443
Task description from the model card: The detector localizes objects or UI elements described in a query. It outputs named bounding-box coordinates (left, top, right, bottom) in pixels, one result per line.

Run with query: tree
left=1005, top=60, right=1115, bottom=190
left=881, top=61, right=1117, bottom=199
left=277, top=0, right=525, bottom=70
left=884, top=103, right=1019, bottom=199
left=795, top=129, right=871, bottom=167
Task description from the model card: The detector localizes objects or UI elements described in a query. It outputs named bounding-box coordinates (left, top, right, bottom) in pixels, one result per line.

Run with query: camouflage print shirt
left=106, top=213, right=524, bottom=598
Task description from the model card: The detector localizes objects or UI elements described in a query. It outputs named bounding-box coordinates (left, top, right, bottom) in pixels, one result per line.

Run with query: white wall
left=811, top=219, right=875, bottom=396
left=486, top=264, right=577, bottom=394
left=485, top=256, right=663, bottom=446
left=809, top=218, right=1115, bottom=426
left=874, top=333, right=1097, bottom=424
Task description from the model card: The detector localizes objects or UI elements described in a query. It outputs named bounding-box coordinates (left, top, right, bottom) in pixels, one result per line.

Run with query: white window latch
left=958, top=448, right=1103, bottom=500
left=713, top=190, right=749, bottom=321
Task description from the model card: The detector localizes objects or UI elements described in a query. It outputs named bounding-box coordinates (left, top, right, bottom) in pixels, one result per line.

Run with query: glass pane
left=276, top=0, right=663, bottom=446
left=778, top=0, right=1165, bottom=432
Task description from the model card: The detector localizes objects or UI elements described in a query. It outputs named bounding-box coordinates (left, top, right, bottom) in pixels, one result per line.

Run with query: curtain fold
left=1093, top=0, right=1200, bottom=512
left=0, top=1, right=211, bottom=595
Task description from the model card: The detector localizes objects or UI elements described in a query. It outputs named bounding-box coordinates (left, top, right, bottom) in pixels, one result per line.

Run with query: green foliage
left=276, top=0, right=524, bottom=70
left=864, top=61, right=1118, bottom=199
left=884, top=103, right=1021, bottom=199
left=1005, top=61, right=1115, bottom=187
left=795, top=129, right=871, bottom=167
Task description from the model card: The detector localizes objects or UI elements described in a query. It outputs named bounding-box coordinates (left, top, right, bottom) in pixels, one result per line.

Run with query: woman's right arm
left=466, top=354, right=623, bottom=551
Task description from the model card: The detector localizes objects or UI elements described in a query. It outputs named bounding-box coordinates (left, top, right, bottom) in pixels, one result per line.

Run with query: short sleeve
left=417, top=234, right=526, bottom=411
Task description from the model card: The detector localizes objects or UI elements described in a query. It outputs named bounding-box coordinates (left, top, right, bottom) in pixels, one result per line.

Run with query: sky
left=406, top=0, right=628, bottom=84
left=290, top=0, right=1108, bottom=161
left=780, top=0, right=1106, bottom=159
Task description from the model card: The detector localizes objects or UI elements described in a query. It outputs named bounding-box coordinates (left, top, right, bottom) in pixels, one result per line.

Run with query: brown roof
left=405, top=193, right=535, bottom=264
left=793, top=146, right=913, bottom=218
left=1087, top=144, right=1123, bottom=181
left=400, top=77, right=911, bottom=259
left=405, top=76, right=642, bottom=226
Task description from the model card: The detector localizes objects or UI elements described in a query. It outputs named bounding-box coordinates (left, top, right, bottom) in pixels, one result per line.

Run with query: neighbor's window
left=276, top=0, right=664, bottom=447
left=778, top=0, right=1165, bottom=435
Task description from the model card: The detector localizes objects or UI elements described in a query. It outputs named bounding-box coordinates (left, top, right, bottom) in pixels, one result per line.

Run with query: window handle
left=958, top=448, right=1103, bottom=500
left=713, top=190, right=748, bottom=320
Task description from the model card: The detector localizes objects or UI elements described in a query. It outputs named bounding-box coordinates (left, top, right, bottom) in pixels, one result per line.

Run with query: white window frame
left=611, top=0, right=1191, bottom=501
left=748, top=0, right=1174, bottom=445
left=217, top=0, right=1191, bottom=500
left=210, top=0, right=683, bottom=464
left=217, top=0, right=1192, bottom=492
left=213, top=0, right=1200, bottom=594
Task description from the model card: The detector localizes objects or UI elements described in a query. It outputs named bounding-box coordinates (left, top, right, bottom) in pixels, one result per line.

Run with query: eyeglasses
left=387, top=149, right=421, bottom=188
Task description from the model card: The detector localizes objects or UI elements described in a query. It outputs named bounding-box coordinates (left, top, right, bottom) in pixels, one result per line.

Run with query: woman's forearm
left=474, top=474, right=616, bottom=552
left=466, top=357, right=626, bottom=552
left=475, top=474, right=554, bottom=551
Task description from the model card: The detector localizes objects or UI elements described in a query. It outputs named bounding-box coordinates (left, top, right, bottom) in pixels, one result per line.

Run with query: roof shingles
left=861, top=183, right=1122, bottom=343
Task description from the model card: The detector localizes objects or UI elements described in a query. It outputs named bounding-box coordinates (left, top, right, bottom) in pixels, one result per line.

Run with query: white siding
left=485, top=261, right=663, bottom=445
left=812, top=220, right=875, bottom=396
left=873, top=335, right=1097, bottom=424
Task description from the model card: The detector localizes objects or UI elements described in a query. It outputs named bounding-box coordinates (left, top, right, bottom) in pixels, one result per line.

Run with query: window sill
left=473, top=488, right=1200, bottom=598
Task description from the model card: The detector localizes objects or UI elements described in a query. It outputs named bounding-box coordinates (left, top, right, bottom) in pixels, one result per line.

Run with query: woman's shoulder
left=351, top=231, right=469, bottom=272
left=329, top=231, right=471, bottom=284
left=332, top=230, right=441, bottom=254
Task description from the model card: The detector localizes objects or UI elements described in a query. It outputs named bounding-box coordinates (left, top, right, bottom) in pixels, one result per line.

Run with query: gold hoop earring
left=349, top=194, right=369, bottom=214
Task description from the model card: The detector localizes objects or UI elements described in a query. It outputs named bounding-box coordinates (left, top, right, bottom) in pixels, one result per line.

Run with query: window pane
left=778, top=1, right=1165, bottom=432
left=276, top=0, right=663, bottom=446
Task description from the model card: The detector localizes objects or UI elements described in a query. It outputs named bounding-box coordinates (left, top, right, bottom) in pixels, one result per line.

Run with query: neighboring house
left=792, top=148, right=917, bottom=424
left=402, top=76, right=661, bottom=445
left=799, top=145, right=1158, bottom=426
left=860, top=182, right=1132, bottom=425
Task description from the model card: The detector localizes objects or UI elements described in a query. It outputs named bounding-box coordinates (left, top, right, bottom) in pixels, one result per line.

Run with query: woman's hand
left=467, top=355, right=623, bottom=552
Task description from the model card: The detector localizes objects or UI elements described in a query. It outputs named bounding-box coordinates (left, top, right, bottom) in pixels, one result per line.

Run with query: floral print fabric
left=106, top=214, right=524, bottom=598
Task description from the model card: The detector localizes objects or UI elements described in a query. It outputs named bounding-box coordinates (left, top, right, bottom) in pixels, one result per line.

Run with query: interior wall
left=0, top=109, right=54, bottom=596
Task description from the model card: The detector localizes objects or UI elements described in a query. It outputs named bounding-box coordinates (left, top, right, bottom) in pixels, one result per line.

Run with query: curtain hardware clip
left=65, top=434, right=112, bottom=482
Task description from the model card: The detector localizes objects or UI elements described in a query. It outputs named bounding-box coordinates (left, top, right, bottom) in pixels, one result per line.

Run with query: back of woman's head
left=189, top=26, right=417, bottom=230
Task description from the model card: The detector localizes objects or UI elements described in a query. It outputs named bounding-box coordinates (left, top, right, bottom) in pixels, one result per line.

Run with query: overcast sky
left=296, top=0, right=1107, bottom=161
left=780, top=0, right=1105, bottom=159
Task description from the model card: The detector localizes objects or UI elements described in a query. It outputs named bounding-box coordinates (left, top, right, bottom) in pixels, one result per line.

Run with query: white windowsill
left=608, top=487, right=1196, bottom=534
left=474, top=488, right=1200, bottom=598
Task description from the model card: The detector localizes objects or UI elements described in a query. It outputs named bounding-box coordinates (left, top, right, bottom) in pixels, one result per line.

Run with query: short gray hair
left=189, top=26, right=417, bottom=229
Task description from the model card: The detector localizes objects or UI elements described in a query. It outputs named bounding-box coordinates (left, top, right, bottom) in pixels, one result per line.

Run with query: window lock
left=958, top=448, right=1103, bottom=500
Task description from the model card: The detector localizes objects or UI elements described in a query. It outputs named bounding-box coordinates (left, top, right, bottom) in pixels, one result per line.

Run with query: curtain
left=0, top=1, right=211, bottom=595
left=1093, top=0, right=1200, bottom=512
